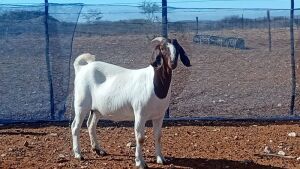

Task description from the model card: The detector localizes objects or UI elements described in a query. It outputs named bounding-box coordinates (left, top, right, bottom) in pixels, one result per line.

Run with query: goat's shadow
left=162, top=156, right=283, bottom=169
left=0, top=131, right=47, bottom=136
left=86, top=154, right=283, bottom=169
left=2, top=119, right=300, bottom=129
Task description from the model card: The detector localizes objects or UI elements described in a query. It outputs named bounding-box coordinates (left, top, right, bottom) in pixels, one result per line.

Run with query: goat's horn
left=151, top=37, right=166, bottom=42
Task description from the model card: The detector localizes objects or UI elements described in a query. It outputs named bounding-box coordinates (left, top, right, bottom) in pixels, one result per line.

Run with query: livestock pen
left=1, top=2, right=300, bottom=169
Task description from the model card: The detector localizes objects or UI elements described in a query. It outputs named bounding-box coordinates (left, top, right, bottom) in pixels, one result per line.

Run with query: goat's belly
left=101, top=111, right=135, bottom=121
left=96, top=105, right=135, bottom=121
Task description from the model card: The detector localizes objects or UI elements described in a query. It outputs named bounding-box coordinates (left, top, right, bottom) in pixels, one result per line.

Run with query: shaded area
left=2, top=119, right=300, bottom=129
left=167, top=157, right=283, bottom=169
left=0, top=131, right=47, bottom=136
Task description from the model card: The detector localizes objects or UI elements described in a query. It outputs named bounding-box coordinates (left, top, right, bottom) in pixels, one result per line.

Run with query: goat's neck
left=153, top=63, right=172, bottom=99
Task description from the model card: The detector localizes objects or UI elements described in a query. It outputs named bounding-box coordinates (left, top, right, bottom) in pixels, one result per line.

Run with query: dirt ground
left=1, top=121, right=300, bottom=169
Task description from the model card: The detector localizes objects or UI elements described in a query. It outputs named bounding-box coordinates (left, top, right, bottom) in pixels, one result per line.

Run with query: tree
left=139, top=0, right=160, bottom=22
left=82, top=9, right=103, bottom=24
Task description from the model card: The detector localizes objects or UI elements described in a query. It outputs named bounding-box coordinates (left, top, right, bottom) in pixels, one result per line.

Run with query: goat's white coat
left=74, top=57, right=170, bottom=121
left=72, top=51, right=172, bottom=168
left=71, top=37, right=192, bottom=168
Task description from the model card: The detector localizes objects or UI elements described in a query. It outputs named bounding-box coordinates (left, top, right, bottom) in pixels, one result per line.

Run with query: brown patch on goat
left=152, top=42, right=173, bottom=99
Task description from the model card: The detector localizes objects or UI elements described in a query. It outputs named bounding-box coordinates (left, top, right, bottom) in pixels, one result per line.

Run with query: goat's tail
left=74, top=53, right=96, bottom=73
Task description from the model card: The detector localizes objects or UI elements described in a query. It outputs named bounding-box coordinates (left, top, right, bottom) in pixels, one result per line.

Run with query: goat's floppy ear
left=150, top=45, right=162, bottom=68
left=172, top=39, right=191, bottom=67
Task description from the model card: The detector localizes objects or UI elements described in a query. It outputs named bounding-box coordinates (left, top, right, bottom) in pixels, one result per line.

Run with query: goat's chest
left=139, top=91, right=171, bottom=120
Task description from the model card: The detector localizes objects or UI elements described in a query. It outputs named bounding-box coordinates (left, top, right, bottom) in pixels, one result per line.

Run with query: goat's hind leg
left=71, top=106, right=89, bottom=160
left=87, top=110, right=107, bottom=156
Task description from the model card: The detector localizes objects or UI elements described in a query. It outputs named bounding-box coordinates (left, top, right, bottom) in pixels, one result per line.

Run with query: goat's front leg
left=134, top=115, right=147, bottom=169
left=152, top=117, right=166, bottom=164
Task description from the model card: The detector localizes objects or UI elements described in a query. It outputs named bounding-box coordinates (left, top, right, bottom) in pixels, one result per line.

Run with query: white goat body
left=71, top=37, right=191, bottom=169
left=74, top=54, right=170, bottom=121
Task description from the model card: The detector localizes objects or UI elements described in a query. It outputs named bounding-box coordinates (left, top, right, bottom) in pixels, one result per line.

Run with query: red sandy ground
left=1, top=121, right=300, bottom=169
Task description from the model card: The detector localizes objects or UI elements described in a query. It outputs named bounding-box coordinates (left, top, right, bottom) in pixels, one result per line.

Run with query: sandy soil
left=1, top=121, right=300, bottom=169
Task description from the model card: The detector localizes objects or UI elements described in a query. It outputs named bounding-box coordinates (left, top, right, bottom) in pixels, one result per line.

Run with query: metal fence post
left=267, top=10, right=272, bottom=52
left=289, top=0, right=296, bottom=115
left=162, top=0, right=168, bottom=38
left=196, top=16, right=199, bottom=35
left=162, top=0, right=169, bottom=118
left=241, top=13, right=244, bottom=29
left=44, top=0, right=55, bottom=120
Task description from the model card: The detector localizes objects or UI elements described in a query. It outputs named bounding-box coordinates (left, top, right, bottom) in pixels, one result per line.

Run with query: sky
left=0, top=0, right=299, bottom=9
left=0, top=0, right=299, bottom=21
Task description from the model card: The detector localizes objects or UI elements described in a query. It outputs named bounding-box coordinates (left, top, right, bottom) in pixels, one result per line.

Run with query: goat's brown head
left=150, top=37, right=191, bottom=99
left=151, top=37, right=191, bottom=70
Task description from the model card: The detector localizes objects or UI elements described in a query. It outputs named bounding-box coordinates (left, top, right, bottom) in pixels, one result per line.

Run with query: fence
left=0, top=4, right=83, bottom=122
left=0, top=3, right=299, bottom=123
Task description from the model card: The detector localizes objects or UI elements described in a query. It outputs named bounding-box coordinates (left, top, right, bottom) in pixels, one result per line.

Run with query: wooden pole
left=44, top=0, right=55, bottom=119
left=267, top=10, right=272, bottom=52
left=289, top=0, right=295, bottom=115
left=162, top=0, right=168, bottom=38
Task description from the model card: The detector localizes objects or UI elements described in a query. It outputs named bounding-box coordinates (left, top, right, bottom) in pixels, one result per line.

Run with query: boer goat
left=71, top=37, right=191, bottom=169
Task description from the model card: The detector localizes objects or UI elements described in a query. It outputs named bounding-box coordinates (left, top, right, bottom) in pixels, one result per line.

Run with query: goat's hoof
left=157, top=156, right=166, bottom=165
left=136, top=161, right=148, bottom=169
left=93, top=148, right=107, bottom=156
left=75, top=154, right=85, bottom=161
left=136, top=164, right=148, bottom=169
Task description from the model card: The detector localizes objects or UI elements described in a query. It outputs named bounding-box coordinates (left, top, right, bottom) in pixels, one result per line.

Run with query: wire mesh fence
left=0, top=4, right=83, bottom=122
left=0, top=3, right=299, bottom=123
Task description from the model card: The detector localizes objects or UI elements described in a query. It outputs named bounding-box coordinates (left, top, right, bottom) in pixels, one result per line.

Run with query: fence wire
left=0, top=4, right=299, bottom=123
left=0, top=4, right=83, bottom=122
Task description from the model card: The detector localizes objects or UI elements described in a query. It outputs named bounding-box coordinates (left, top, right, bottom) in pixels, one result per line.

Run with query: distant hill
left=0, top=10, right=78, bottom=36
left=0, top=10, right=299, bottom=37
left=0, top=10, right=59, bottom=22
